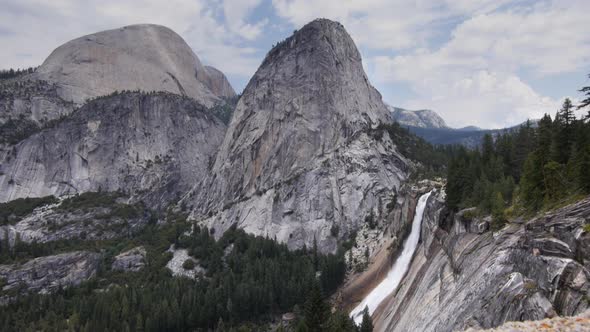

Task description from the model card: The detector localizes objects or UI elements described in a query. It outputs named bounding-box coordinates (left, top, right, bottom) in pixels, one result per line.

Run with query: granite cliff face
left=0, top=79, right=75, bottom=146
left=203, top=66, right=237, bottom=99
left=0, top=92, right=226, bottom=206
left=373, top=192, right=590, bottom=332
left=187, top=19, right=411, bottom=252
left=34, top=24, right=234, bottom=106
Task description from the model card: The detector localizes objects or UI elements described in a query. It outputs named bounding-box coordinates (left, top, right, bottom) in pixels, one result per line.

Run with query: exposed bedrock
left=186, top=19, right=411, bottom=253
left=34, top=24, right=234, bottom=106
left=0, top=92, right=226, bottom=207
left=374, top=193, right=590, bottom=332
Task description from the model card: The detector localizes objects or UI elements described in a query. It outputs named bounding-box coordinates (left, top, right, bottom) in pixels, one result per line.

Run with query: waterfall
left=350, top=191, right=432, bottom=324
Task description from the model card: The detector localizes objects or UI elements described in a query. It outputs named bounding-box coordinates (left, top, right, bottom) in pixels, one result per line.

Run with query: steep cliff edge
left=203, top=66, right=237, bottom=99
left=0, top=92, right=226, bottom=206
left=187, top=19, right=411, bottom=252
left=374, top=193, right=590, bottom=332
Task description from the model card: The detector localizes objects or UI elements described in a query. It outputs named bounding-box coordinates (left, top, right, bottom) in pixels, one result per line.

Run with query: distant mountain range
left=389, top=106, right=536, bottom=147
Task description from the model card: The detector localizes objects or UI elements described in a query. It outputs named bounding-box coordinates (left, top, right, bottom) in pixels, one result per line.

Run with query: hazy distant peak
left=389, top=106, right=448, bottom=129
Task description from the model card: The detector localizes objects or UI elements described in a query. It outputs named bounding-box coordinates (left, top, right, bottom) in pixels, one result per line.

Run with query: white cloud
left=369, top=0, right=590, bottom=128
left=402, top=70, right=561, bottom=128
left=222, top=0, right=268, bottom=40
left=2, top=0, right=588, bottom=127
left=272, top=0, right=516, bottom=50
left=0, top=0, right=263, bottom=81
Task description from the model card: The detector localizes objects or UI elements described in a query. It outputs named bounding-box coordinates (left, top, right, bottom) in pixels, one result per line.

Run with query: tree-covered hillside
left=0, top=215, right=357, bottom=331
left=446, top=76, right=590, bottom=223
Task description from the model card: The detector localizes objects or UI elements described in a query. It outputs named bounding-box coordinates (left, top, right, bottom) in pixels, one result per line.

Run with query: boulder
left=112, top=246, right=146, bottom=272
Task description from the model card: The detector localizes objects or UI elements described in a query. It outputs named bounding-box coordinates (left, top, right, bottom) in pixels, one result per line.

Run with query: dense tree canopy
left=446, top=92, right=590, bottom=223
left=0, top=218, right=349, bottom=331
left=0, top=67, right=36, bottom=80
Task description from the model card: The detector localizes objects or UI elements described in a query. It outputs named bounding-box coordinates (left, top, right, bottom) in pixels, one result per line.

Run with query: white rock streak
left=350, top=191, right=432, bottom=324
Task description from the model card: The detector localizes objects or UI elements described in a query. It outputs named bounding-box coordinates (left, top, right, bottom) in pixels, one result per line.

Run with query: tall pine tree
left=360, top=306, right=374, bottom=332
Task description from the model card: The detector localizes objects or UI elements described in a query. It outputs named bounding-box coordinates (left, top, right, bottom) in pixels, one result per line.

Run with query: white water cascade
left=350, top=191, right=432, bottom=324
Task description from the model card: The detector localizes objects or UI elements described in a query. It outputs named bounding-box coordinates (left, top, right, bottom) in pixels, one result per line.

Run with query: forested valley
left=0, top=213, right=364, bottom=331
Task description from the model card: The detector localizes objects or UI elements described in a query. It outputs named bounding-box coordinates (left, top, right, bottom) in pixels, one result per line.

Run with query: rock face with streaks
left=187, top=19, right=411, bottom=253
left=0, top=251, right=100, bottom=298
left=0, top=79, right=75, bottom=146
left=0, top=92, right=226, bottom=206
left=34, top=24, right=233, bottom=106
left=373, top=193, right=590, bottom=332
left=203, top=66, right=237, bottom=99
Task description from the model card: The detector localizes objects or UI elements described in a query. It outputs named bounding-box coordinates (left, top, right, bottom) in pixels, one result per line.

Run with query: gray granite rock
left=0, top=251, right=100, bottom=297
left=374, top=193, right=590, bottom=332
left=186, top=19, right=411, bottom=253
left=34, top=24, right=232, bottom=106
left=0, top=92, right=226, bottom=206
left=389, top=106, right=448, bottom=129
left=166, top=246, right=205, bottom=279
left=0, top=197, right=148, bottom=245
left=0, top=79, right=75, bottom=143
left=112, top=246, right=146, bottom=272
left=203, top=66, right=236, bottom=99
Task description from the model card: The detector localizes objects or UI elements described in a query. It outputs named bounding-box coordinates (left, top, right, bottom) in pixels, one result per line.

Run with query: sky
left=1, top=0, right=589, bottom=129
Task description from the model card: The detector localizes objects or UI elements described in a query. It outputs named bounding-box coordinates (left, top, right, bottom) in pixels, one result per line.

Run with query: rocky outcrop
left=187, top=19, right=410, bottom=252
left=389, top=106, right=447, bottom=129
left=33, top=24, right=231, bottom=106
left=374, top=193, right=590, bottom=332
left=112, top=246, right=146, bottom=272
left=166, top=246, right=204, bottom=279
left=0, top=92, right=226, bottom=206
left=0, top=196, right=148, bottom=245
left=0, top=251, right=100, bottom=298
left=203, top=66, right=236, bottom=99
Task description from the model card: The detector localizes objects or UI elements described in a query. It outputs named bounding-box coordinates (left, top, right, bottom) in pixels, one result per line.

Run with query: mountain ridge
left=390, top=106, right=539, bottom=147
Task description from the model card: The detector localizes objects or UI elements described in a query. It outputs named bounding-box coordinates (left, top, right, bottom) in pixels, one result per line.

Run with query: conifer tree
left=303, top=282, right=329, bottom=332
left=553, top=98, right=576, bottom=164
left=578, top=74, right=590, bottom=110
left=360, top=306, right=374, bottom=332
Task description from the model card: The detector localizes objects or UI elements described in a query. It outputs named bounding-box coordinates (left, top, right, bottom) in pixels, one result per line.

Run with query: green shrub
left=58, top=192, right=122, bottom=211
left=365, top=211, right=376, bottom=229
left=462, top=209, right=477, bottom=220
left=182, top=259, right=195, bottom=270
left=330, top=224, right=340, bottom=237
